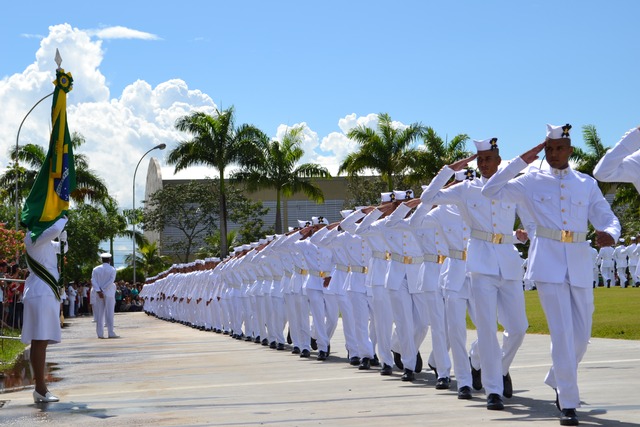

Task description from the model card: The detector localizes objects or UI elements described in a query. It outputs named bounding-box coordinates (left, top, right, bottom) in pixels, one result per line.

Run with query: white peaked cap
left=546, top=123, right=572, bottom=140
left=298, top=219, right=311, bottom=228
left=312, top=216, right=329, bottom=225
left=288, top=227, right=294, bottom=232
left=393, top=189, right=414, bottom=200
left=340, top=209, right=354, bottom=219
left=619, top=238, right=625, bottom=243
left=455, top=169, right=476, bottom=181
left=195, top=259, right=205, bottom=265
left=355, top=206, right=367, bottom=211
left=473, top=137, right=498, bottom=152
left=632, top=237, right=636, bottom=241
left=247, top=243, right=257, bottom=250
left=101, top=253, right=112, bottom=258
left=266, top=234, right=275, bottom=241
left=381, top=192, right=395, bottom=202
left=233, top=246, right=244, bottom=252
left=258, top=238, right=268, bottom=245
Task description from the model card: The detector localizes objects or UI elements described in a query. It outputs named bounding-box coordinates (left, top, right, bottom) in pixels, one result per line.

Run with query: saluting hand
left=520, top=142, right=546, bottom=164
left=447, top=154, right=478, bottom=171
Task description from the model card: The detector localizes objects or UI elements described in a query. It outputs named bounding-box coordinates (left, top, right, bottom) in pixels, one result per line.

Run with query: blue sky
left=2, top=1, right=639, bottom=266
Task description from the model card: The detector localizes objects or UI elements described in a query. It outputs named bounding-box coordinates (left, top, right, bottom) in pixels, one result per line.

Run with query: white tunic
left=593, top=127, right=640, bottom=192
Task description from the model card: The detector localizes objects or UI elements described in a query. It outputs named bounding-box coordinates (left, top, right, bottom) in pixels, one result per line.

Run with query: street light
left=14, top=91, right=54, bottom=230
left=132, top=143, right=166, bottom=287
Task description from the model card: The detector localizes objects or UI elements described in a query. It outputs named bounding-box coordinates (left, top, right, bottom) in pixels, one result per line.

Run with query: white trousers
left=324, top=292, right=339, bottom=345
left=470, top=273, right=528, bottom=395
left=269, top=296, right=286, bottom=344
left=388, top=276, right=429, bottom=372
left=328, top=293, right=357, bottom=357
left=444, top=278, right=476, bottom=388
left=349, top=290, right=374, bottom=359
left=94, top=295, right=115, bottom=338
left=600, top=266, right=614, bottom=283
left=537, top=282, right=593, bottom=410
left=424, top=289, right=451, bottom=379
left=292, top=293, right=311, bottom=351
left=370, top=285, right=394, bottom=367
left=306, top=288, right=329, bottom=352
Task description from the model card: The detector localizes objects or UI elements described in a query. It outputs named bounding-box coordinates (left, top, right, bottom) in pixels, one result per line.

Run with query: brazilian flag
left=21, top=68, right=76, bottom=240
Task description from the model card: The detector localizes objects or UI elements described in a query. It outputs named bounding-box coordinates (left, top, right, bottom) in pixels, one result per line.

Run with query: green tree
left=124, top=241, right=170, bottom=279
left=142, top=180, right=220, bottom=263
left=65, top=204, right=110, bottom=283
left=571, top=125, right=613, bottom=194
left=407, top=127, right=471, bottom=185
left=99, top=196, right=146, bottom=258
left=343, top=176, right=388, bottom=208
left=233, top=126, right=331, bottom=233
left=0, top=132, right=108, bottom=208
left=338, top=113, right=424, bottom=191
left=168, top=107, right=266, bottom=257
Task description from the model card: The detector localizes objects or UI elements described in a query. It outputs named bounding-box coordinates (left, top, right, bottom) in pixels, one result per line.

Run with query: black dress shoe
left=393, top=351, right=404, bottom=370
left=223, top=330, right=229, bottom=335
left=435, top=377, right=451, bottom=390
left=370, top=354, right=380, bottom=367
left=358, top=357, right=371, bottom=370
left=300, top=349, right=311, bottom=358
left=317, top=350, right=328, bottom=361
left=310, top=337, right=318, bottom=350
left=276, top=343, right=285, bottom=350
left=261, top=338, right=269, bottom=346
left=380, top=363, right=393, bottom=376
left=415, top=351, right=423, bottom=373
left=470, top=358, right=482, bottom=390
left=292, top=346, right=301, bottom=354
left=428, top=363, right=438, bottom=379
left=254, top=336, right=261, bottom=343
left=560, top=408, right=579, bottom=426
left=401, top=368, right=415, bottom=382
left=458, top=386, right=473, bottom=400
left=349, top=356, right=361, bottom=366
left=245, top=335, right=253, bottom=341
left=487, top=393, right=504, bottom=410
left=269, top=341, right=277, bottom=349
left=503, top=372, right=513, bottom=398
left=236, top=333, right=244, bottom=340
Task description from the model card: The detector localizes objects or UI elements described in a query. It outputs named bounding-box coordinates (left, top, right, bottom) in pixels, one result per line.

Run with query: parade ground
left=1, top=312, right=639, bottom=426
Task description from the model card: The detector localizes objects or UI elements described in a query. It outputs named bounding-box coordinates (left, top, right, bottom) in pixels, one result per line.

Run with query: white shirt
left=594, top=127, right=640, bottom=192
left=482, top=157, right=620, bottom=287
left=23, top=217, right=67, bottom=300
left=91, top=262, right=117, bottom=297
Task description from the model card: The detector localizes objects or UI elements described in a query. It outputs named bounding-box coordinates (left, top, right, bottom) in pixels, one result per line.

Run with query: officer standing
left=91, top=253, right=118, bottom=339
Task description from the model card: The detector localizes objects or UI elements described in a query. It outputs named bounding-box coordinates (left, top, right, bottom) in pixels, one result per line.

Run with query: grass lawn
left=0, top=328, right=26, bottom=373
left=468, top=286, right=640, bottom=340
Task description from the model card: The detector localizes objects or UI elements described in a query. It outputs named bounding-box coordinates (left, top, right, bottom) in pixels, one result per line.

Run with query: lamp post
left=14, top=91, right=54, bottom=230
left=132, top=143, right=166, bottom=287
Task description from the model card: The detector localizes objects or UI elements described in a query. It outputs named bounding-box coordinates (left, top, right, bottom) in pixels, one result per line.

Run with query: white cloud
left=0, top=24, right=384, bottom=213
left=88, top=26, right=160, bottom=40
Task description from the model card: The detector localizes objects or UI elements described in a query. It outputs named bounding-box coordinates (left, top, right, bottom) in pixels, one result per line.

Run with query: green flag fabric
left=21, top=68, right=76, bottom=241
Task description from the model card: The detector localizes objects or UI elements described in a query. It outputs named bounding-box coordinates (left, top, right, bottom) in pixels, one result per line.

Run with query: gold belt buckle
left=319, top=271, right=326, bottom=278
left=360, top=266, right=368, bottom=274
left=385, top=252, right=391, bottom=261
left=403, top=255, right=413, bottom=264
left=437, top=255, right=447, bottom=264
left=461, top=251, right=467, bottom=261
left=491, top=233, right=504, bottom=244
left=300, top=269, right=308, bottom=275
left=561, top=230, right=573, bottom=243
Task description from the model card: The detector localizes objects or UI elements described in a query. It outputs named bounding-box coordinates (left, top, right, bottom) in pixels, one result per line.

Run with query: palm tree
left=196, top=229, right=240, bottom=259
left=0, top=132, right=108, bottom=206
left=571, top=125, right=613, bottom=194
left=233, top=126, right=331, bottom=233
left=124, top=241, right=170, bottom=278
left=407, top=127, right=471, bottom=185
left=338, top=113, right=424, bottom=191
left=100, top=196, right=147, bottom=257
left=168, top=107, right=265, bottom=257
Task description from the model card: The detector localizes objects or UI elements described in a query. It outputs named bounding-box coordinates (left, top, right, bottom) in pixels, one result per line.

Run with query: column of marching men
left=138, top=125, right=631, bottom=427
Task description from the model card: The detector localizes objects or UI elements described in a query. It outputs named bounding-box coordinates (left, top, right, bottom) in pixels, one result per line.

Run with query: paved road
left=1, top=312, right=639, bottom=426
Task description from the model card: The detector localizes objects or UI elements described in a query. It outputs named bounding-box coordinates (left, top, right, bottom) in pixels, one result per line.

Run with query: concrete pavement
left=1, top=312, right=639, bottom=426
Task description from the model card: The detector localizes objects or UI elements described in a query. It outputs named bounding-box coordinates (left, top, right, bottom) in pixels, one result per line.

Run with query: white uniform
left=628, top=240, right=640, bottom=285
left=22, top=217, right=68, bottom=344
left=590, top=246, right=600, bottom=287
left=421, top=166, right=532, bottom=397
left=594, top=127, right=640, bottom=192
left=597, top=246, right=615, bottom=286
left=91, top=259, right=117, bottom=338
left=482, top=157, right=620, bottom=410
left=612, top=243, right=628, bottom=287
